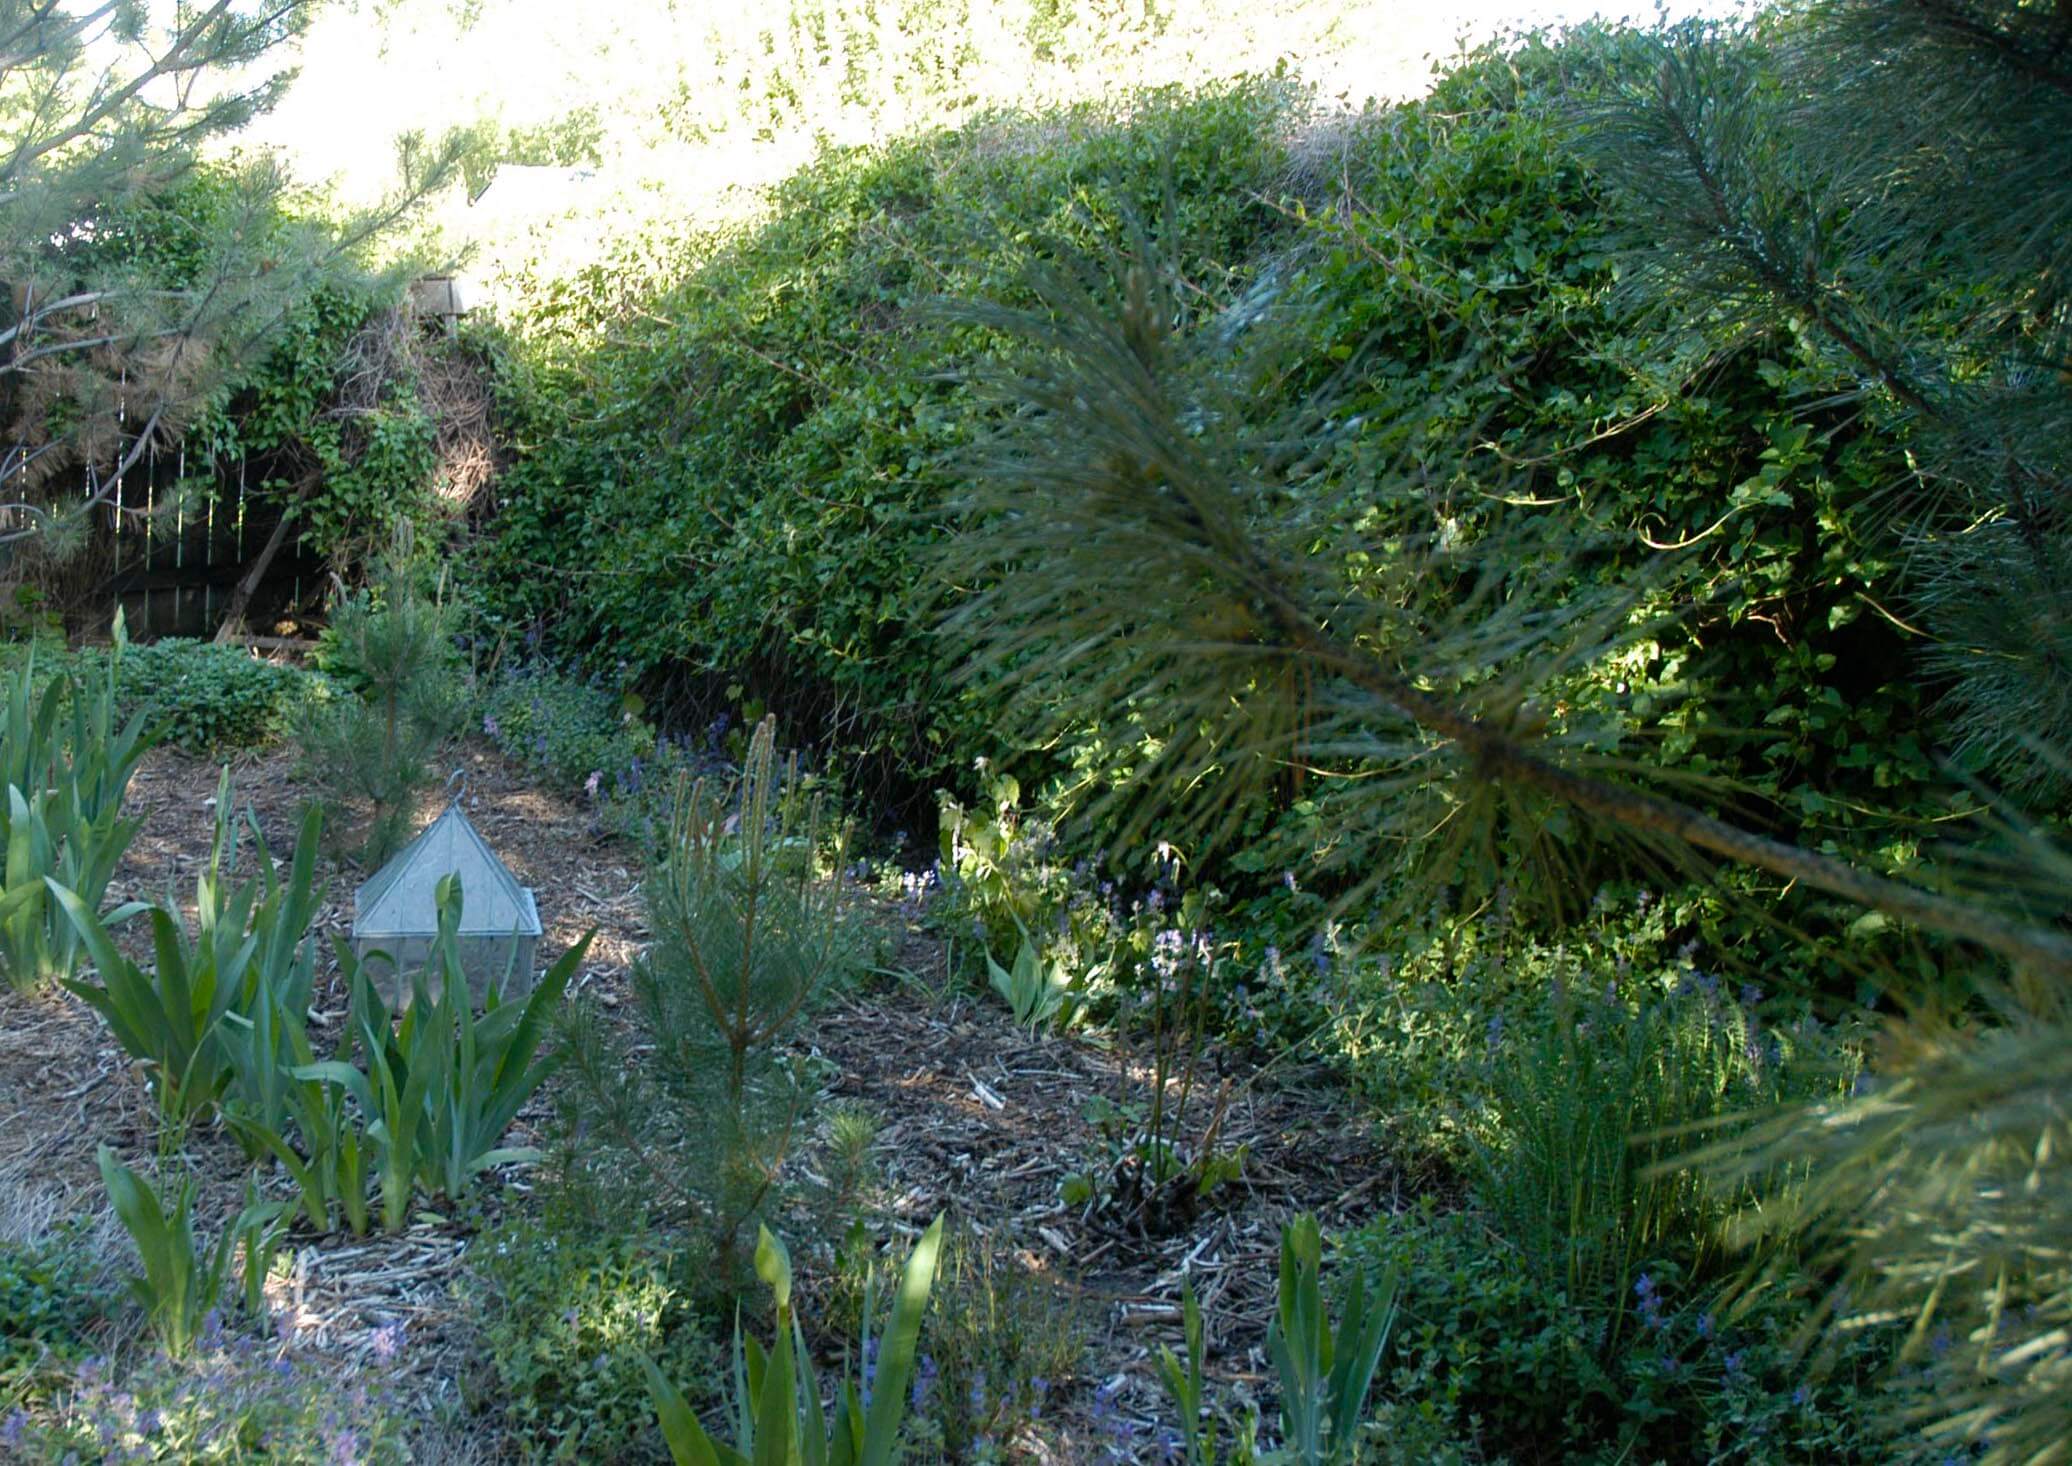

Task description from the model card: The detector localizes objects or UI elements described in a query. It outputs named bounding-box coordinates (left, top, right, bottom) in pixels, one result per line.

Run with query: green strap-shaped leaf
left=644, top=1353, right=729, bottom=1466
left=859, top=1213, right=944, bottom=1466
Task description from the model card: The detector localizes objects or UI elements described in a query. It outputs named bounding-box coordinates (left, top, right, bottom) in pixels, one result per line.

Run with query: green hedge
left=473, top=31, right=1958, bottom=986
left=470, top=81, right=1301, bottom=816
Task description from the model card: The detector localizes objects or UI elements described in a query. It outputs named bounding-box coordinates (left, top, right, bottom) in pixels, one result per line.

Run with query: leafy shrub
left=109, top=639, right=315, bottom=751
left=0, top=1229, right=104, bottom=1409
left=473, top=660, right=707, bottom=845
left=473, top=81, right=1299, bottom=819
left=1346, top=1204, right=1930, bottom=1464
left=476, top=661, right=657, bottom=796
left=3, top=1327, right=408, bottom=1463
left=471, top=1211, right=720, bottom=1462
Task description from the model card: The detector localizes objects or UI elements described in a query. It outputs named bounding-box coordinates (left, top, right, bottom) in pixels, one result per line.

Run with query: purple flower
left=1635, top=1273, right=1665, bottom=1329
left=482, top=713, right=500, bottom=739
left=583, top=769, right=602, bottom=799
left=371, top=1319, right=407, bottom=1363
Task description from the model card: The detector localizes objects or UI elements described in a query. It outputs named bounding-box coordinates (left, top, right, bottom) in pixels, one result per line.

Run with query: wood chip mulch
left=0, top=739, right=1401, bottom=1461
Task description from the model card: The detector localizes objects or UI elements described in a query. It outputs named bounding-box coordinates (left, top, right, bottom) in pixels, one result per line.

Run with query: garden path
left=0, top=740, right=1393, bottom=1459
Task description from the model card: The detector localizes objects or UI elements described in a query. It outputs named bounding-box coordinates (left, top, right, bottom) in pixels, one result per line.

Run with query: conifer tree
left=0, top=1, right=465, bottom=554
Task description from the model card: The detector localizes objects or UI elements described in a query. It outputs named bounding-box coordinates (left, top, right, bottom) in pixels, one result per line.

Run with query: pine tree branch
left=1908, top=0, right=2072, bottom=98
left=1247, top=576, right=2072, bottom=980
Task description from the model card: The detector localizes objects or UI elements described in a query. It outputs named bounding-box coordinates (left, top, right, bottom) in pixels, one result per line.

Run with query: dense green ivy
left=472, top=82, right=1298, bottom=812
left=474, top=38, right=1953, bottom=978
left=1237, top=38, right=1941, bottom=881
left=186, top=284, right=441, bottom=569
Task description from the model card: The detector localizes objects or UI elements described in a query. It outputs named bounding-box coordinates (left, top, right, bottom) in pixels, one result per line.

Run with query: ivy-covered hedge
left=473, top=33, right=1950, bottom=960
left=470, top=82, right=1302, bottom=813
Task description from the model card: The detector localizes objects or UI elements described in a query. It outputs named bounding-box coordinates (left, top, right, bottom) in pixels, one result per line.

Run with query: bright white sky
left=237, top=0, right=1749, bottom=208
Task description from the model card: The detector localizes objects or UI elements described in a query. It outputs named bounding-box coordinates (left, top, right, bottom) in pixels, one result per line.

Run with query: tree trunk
left=212, top=474, right=313, bottom=643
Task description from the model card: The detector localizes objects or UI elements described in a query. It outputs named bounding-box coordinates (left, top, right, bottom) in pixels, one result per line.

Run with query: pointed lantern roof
left=354, top=800, right=540, bottom=939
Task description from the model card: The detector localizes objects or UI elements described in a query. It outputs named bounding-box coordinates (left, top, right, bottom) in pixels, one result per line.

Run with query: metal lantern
left=350, top=799, right=541, bottom=1006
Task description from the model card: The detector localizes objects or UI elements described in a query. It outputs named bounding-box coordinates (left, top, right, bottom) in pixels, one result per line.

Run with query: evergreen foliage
left=930, top=6, right=2072, bottom=1460
left=0, top=2, right=466, bottom=566
left=1580, top=2, right=2072, bottom=798
left=562, top=716, right=860, bottom=1288
left=294, top=530, right=468, bottom=863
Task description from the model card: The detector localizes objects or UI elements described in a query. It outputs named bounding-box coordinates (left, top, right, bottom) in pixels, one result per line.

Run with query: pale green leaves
left=647, top=1215, right=945, bottom=1466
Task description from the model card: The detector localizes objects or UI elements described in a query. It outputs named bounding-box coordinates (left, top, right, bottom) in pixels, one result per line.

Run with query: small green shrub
left=899, top=1221, right=1081, bottom=1461
left=3, top=1329, right=408, bottom=1462
left=110, top=639, right=315, bottom=751
left=0, top=1229, right=104, bottom=1409
left=294, top=540, right=468, bottom=863
left=477, top=662, right=657, bottom=794
left=1344, top=1204, right=1927, bottom=1464
left=472, top=1212, right=721, bottom=1463
left=565, top=716, right=860, bottom=1286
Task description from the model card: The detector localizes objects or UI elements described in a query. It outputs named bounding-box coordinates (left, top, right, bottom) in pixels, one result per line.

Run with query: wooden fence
left=98, top=444, right=321, bottom=640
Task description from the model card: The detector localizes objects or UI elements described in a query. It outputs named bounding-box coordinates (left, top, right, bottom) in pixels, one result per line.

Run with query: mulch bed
left=0, top=739, right=1397, bottom=1460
